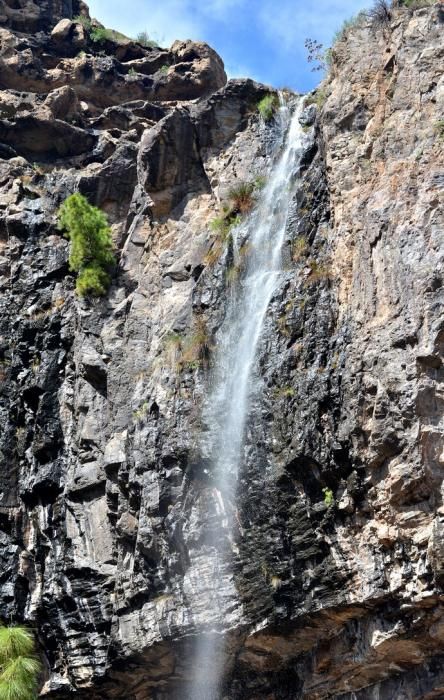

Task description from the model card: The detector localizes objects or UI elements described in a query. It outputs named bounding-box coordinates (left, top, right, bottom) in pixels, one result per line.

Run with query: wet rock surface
left=0, top=1, right=443, bottom=698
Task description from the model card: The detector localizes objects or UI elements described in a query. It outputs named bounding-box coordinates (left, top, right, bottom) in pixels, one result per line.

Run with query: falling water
left=189, top=97, right=307, bottom=699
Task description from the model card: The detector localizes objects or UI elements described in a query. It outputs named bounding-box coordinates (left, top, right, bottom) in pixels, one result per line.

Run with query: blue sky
left=87, top=0, right=370, bottom=92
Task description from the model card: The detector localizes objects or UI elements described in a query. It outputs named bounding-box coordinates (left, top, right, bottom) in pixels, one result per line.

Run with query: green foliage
left=181, top=317, right=211, bottom=369
left=73, top=15, right=92, bottom=30
left=257, top=94, right=279, bottom=122
left=133, top=401, right=149, bottom=421
left=305, top=87, right=328, bottom=110
left=253, top=175, right=267, bottom=190
left=205, top=176, right=265, bottom=268
left=158, top=64, right=169, bottom=75
left=0, top=629, right=34, bottom=663
left=128, top=67, right=137, bottom=76
left=332, top=11, right=366, bottom=45
left=0, top=626, right=41, bottom=700
left=306, top=260, right=331, bottom=285
left=136, top=31, right=159, bottom=48
left=89, top=26, right=108, bottom=43
left=209, top=215, right=235, bottom=239
left=322, top=487, right=334, bottom=506
left=76, top=264, right=111, bottom=297
left=90, top=26, right=130, bottom=44
left=434, top=120, right=444, bottom=139
left=57, top=193, right=115, bottom=297
left=162, top=319, right=211, bottom=372
left=400, top=0, right=434, bottom=7
left=273, top=386, right=295, bottom=399
left=292, top=236, right=309, bottom=261
left=228, top=181, right=256, bottom=214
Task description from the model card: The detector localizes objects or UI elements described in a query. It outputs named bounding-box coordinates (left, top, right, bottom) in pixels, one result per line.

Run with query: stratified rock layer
left=0, top=2, right=443, bottom=698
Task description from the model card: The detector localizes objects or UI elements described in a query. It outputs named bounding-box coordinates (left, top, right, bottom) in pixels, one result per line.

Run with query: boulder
left=51, top=18, right=73, bottom=41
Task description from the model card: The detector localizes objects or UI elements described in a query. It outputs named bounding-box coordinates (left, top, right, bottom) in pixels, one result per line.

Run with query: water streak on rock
left=190, top=97, right=307, bottom=699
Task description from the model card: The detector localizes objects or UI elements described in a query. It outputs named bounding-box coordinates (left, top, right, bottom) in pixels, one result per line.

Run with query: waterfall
left=189, top=97, right=307, bottom=699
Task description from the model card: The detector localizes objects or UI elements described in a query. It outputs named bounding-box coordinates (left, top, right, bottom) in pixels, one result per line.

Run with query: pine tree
left=57, top=193, right=115, bottom=297
left=0, top=626, right=41, bottom=700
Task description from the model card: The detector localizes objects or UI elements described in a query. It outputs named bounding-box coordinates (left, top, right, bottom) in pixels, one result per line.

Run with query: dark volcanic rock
left=0, top=2, right=443, bottom=700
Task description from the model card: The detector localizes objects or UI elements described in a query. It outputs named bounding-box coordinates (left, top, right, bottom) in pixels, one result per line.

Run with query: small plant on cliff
left=305, top=38, right=332, bottom=73
left=305, top=87, right=329, bottom=110
left=136, top=31, right=159, bottom=48
left=90, top=26, right=131, bottom=44
left=73, top=14, right=92, bottom=30
left=434, top=120, right=444, bottom=139
left=180, top=317, right=212, bottom=370
left=228, top=181, right=256, bottom=214
left=0, top=625, right=41, bottom=700
left=204, top=213, right=240, bottom=267
left=399, top=0, right=434, bottom=8
left=332, top=11, right=367, bottom=45
left=368, top=0, right=391, bottom=26
left=292, top=236, right=309, bottom=262
left=257, top=94, right=279, bottom=122
left=322, top=487, right=334, bottom=506
left=57, top=193, right=115, bottom=297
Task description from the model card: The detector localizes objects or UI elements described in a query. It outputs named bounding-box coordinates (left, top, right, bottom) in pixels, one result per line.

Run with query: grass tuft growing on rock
left=399, top=0, right=434, bottom=7
left=227, top=181, right=256, bottom=214
left=73, top=15, right=92, bottom=30
left=323, top=488, right=334, bottom=506
left=90, top=26, right=131, bottom=44
left=434, top=120, right=444, bottom=139
left=257, top=94, right=279, bottom=122
left=292, top=236, right=309, bottom=262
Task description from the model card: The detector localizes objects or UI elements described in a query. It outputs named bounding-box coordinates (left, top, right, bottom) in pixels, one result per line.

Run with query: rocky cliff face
left=0, top=1, right=443, bottom=698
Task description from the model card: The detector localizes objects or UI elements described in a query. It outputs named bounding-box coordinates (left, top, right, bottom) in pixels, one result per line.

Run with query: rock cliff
left=0, top=1, right=443, bottom=698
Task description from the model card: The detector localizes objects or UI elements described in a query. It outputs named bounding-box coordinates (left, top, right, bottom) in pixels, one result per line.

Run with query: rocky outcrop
left=0, top=1, right=443, bottom=698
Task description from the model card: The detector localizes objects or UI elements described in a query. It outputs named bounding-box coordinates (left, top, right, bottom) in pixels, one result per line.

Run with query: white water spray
left=189, top=97, right=307, bottom=699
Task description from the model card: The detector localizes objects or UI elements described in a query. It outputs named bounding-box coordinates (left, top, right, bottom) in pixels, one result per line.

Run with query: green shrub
left=253, top=175, right=267, bottom=190
left=90, top=26, right=130, bottom=44
left=228, top=181, right=256, bottom=213
left=57, top=193, right=115, bottom=297
left=399, top=0, right=434, bottom=7
left=162, top=320, right=211, bottom=372
left=305, top=87, right=328, bottom=110
left=128, top=67, right=137, bottom=76
left=434, top=120, right=444, bottom=139
left=158, top=65, right=169, bottom=75
left=136, top=31, right=159, bottom=48
left=258, top=94, right=279, bottom=122
left=181, top=317, right=211, bottom=369
left=73, top=14, right=92, bottom=30
left=0, top=626, right=41, bottom=700
left=306, top=260, right=331, bottom=285
left=332, top=11, right=366, bottom=45
left=89, top=26, right=109, bottom=43
left=292, top=236, right=309, bottom=261
left=209, top=215, right=235, bottom=239
left=273, top=386, right=295, bottom=399
left=322, top=487, right=334, bottom=506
